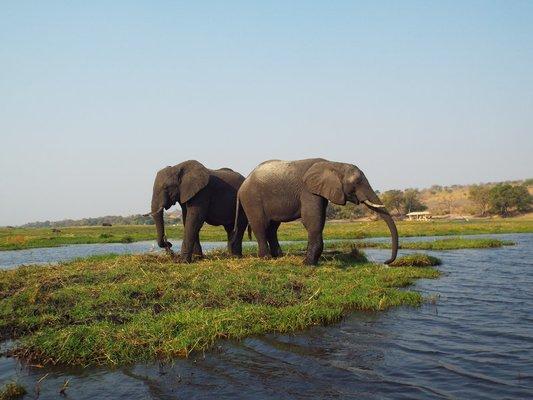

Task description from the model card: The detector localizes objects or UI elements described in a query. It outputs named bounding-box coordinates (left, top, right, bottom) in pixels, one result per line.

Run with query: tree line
left=326, top=188, right=428, bottom=220
left=19, top=213, right=181, bottom=228
left=327, top=180, right=532, bottom=220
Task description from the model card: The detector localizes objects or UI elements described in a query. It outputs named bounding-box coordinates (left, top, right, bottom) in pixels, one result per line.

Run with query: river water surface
left=1, top=234, right=532, bottom=399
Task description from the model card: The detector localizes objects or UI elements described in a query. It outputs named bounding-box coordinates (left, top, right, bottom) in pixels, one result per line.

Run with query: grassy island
left=0, top=246, right=440, bottom=367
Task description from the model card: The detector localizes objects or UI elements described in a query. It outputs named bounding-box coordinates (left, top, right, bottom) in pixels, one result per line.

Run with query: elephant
left=149, top=160, right=249, bottom=262
left=236, top=158, right=398, bottom=265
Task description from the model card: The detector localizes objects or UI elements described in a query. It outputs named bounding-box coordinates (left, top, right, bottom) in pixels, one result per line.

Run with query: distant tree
left=326, top=203, right=368, bottom=220
left=524, top=178, right=533, bottom=186
left=380, top=190, right=404, bottom=215
left=468, top=185, right=491, bottom=216
left=489, top=184, right=532, bottom=216
left=402, top=189, right=427, bottom=214
left=512, top=185, right=533, bottom=212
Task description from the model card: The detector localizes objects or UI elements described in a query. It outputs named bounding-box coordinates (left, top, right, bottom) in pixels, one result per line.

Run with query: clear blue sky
left=1, top=1, right=532, bottom=225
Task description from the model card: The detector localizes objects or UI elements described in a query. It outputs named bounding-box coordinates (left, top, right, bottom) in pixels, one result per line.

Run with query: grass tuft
left=0, top=383, right=26, bottom=400
left=0, top=248, right=440, bottom=367
left=390, top=254, right=442, bottom=267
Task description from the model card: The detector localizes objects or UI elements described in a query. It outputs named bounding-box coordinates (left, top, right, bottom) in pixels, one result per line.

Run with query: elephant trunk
left=374, top=209, right=398, bottom=264
left=153, top=207, right=166, bottom=248
left=361, top=190, right=398, bottom=264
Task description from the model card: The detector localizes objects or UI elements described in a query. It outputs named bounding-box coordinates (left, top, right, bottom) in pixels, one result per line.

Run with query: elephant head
left=303, top=161, right=398, bottom=264
left=150, top=160, right=210, bottom=248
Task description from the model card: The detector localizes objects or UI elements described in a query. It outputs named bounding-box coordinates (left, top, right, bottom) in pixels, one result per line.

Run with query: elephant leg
left=193, top=240, right=203, bottom=258
left=301, top=194, right=328, bottom=265
left=181, top=205, right=206, bottom=263
left=247, top=217, right=270, bottom=258
left=183, top=207, right=203, bottom=257
left=267, top=221, right=283, bottom=258
left=226, top=218, right=246, bottom=257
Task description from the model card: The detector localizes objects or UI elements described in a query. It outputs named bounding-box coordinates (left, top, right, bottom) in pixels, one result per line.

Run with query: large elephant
left=237, top=158, right=398, bottom=265
left=149, top=160, right=248, bottom=262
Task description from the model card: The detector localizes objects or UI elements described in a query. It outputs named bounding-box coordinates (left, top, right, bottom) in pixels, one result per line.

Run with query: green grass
left=358, top=237, right=515, bottom=250
left=1, top=218, right=532, bottom=251
left=390, top=254, right=442, bottom=267
left=0, top=247, right=440, bottom=367
left=0, top=383, right=26, bottom=400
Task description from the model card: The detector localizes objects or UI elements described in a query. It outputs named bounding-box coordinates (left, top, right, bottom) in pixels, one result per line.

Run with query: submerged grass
left=358, top=237, right=515, bottom=250
left=0, top=383, right=26, bottom=400
left=0, top=248, right=439, bottom=367
left=1, top=218, right=531, bottom=250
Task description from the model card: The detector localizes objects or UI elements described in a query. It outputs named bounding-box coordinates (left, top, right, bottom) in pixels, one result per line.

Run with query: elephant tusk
left=143, top=207, right=164, bottom=217
left=363, top=200, right=386, bottom=208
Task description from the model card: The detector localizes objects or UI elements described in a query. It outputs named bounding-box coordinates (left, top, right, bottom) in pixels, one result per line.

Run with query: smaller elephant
left=236, top=158, right=398, bottom=265
left=149, top=160, right=248, bottom=262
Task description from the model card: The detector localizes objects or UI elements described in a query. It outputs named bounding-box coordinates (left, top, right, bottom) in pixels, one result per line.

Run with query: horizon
left=2, top=1, right=533, bottom=226
left=11, top=176, right=531, bottom=227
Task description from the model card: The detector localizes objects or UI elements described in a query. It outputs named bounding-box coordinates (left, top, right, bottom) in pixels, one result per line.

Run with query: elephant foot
left=303, top=256, right=319, bottom=266
left=271, top=250, right=283, bottom=258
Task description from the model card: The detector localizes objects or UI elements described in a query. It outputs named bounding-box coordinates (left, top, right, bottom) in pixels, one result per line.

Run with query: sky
left=1, top=1, right=532, bottom=226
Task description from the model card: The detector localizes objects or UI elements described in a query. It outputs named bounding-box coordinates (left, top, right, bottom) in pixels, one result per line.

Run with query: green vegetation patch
left=390, top=254, right=442, bottom=267
left=0, top=250, right=439, bottom=367
left=358, top=237, right=514, bottom=250
left=369, top=237, right=514, bottom=250
left=0, top=383, right=26, bottom=400
left=1, top=218, right=531, bottom=251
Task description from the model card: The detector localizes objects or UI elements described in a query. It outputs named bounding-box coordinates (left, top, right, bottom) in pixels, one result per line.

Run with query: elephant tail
left=233, top=194, right=252, bottom=241
left=233, top=195, right=241, bottom=235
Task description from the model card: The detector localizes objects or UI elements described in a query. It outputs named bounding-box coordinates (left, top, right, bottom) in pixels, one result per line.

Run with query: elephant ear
left=303, top=162, right=346, bottom=205
left=178, top=160, right=210, bottom=203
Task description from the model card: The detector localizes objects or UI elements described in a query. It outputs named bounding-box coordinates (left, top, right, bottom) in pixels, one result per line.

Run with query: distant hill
left=19, top=210, right=182, bottom=228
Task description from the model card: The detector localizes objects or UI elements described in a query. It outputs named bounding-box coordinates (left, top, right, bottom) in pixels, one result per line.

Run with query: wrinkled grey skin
left=237, top=158, right=398, bottom=265
left=151, top=160, right=248, bottom=262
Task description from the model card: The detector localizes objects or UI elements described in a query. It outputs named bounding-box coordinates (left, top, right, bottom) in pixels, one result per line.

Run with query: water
left=1, top=234, right=532, bottom=399
left=0, top=240, right=226, bottom=270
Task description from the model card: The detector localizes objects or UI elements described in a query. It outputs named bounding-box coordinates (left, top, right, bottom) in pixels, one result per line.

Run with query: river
left=1, top=233, right=532, bottom=399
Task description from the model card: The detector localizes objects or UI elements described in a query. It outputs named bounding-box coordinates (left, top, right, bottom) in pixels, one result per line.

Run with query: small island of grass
left=358, top=237, right=514, bottom=250
left=0, top=249, right=440, bottom=367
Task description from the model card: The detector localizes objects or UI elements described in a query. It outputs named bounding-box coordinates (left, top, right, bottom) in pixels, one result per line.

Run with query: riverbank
left=1, top=218, right=532, bottom=251
left=0, top=247, right=439, bottom=367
